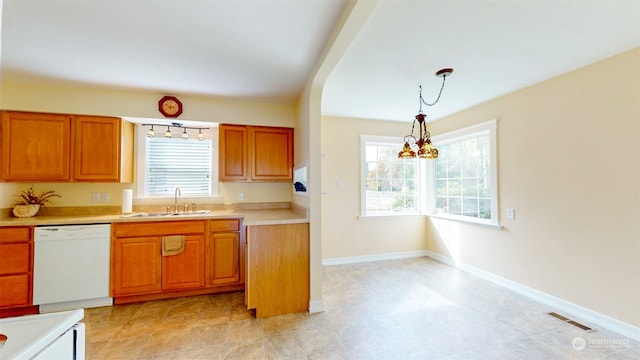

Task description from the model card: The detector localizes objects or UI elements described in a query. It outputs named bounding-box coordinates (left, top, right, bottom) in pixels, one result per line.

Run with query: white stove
left=0, top=309, right=85, bottom=360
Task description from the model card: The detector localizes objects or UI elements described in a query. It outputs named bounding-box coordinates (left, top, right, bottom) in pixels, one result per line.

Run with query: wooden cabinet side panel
left=249, top=127, right=293, bottom=181
left=219, top=124, right=248, bottom=181
left=247, top=223, right=309, bottom=317
left=161, top=235, right=205, bottom=290
left=112, top=237, right=162, bottom=296
left=73, top=116, right=121, bottom=181
left=0, top=275, right=30, bottom=308
left=1, top=111, right=71, bottom=181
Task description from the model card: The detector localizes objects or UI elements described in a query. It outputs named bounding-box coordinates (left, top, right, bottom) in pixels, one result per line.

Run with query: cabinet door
left=112, top=237, right=162, bottom=296
left=162, top=235, right=205, bottom=290
left=73, top=115, right=122, bottom=181
left=1, top=111, right=71, bottom=181
left=249, top=126, right=293, bottom=181
left=246, top=223, right=309, bottom=317
left=0, top=275, right=30, bottom=308
left=208, top=232, right=240, bottom=286
left=219, top=124, right=248, bottom=181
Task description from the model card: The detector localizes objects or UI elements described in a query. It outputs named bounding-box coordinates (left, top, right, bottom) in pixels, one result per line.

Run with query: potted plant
left=12, top=186, right=61, bottom=218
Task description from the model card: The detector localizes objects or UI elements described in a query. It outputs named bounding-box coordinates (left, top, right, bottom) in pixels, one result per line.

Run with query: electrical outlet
left=238, top=193, right=244, bottom=202
left=101, top=192, right=110, bottom=203
left=92, top=192, right=100, bottom=203
left=506, top=208, right=515, bottom=220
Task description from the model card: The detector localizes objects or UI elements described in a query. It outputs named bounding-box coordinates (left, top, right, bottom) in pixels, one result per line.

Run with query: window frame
left=360, top=135, right=424, bottom=217
left=425, top=119, right=499, bottom=226
left=135, top=124, right=220, bottom=201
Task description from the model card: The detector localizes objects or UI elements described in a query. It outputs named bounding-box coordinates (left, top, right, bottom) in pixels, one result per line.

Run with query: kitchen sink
left=121, top=210, right=210, bottom=218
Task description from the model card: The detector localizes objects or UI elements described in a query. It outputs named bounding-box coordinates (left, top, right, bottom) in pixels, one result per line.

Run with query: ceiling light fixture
left=142, top=122, right=209, bottom=141
left=146, top=125, right=155, bottom=138
left=398, top=68, right=453, bottom=160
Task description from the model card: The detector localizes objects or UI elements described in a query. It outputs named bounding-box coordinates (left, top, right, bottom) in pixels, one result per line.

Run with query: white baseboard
left=308, top=300, right=324, bottom=314
left=322, top=250, right=430, bottom=266
left=422, top=250, right=640, bottom=342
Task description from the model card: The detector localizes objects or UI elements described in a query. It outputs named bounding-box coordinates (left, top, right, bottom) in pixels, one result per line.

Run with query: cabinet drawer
left=0, top=274, right=30, bottom=308
left=0, top=243, right=31, bottom=275
left=209, top=219, right=240, bottom=232
left=0, top=227, right=31, bottom=243
left=114, top=220, right=205, bottom=237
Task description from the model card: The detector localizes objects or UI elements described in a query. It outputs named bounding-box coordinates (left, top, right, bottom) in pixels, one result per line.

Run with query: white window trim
left=426, top=119, right=500, bottom=227
left=360, top=135, right=423, bottom=218
left=134, top=125, right=221, bottom=204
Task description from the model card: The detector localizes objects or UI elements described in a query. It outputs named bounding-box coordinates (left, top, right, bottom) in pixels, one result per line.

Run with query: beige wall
left=0, top=81, right=295, bottom=208
left=320, top=48, right=640, bottom=327
left=426, top=48, right=640, bottom=327
left=321, top=116, right=429, bottom=259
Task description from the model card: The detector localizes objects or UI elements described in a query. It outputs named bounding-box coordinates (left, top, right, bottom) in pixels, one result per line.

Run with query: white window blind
left=145, top=137, right=212, bottom=197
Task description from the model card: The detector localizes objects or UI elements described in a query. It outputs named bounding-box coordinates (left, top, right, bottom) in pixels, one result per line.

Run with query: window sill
left=426, top=212, right=503, bottom=230
left=135, top=195, right=224, bottom=205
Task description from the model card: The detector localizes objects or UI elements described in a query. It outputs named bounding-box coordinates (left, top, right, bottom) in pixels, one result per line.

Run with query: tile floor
left=84, top=257, right=639, bottom=359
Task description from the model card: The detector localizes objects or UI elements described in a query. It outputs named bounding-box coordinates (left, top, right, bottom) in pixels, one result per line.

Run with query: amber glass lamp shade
left=398, top=142, right=416, bottom=159
left=419, top=139, right=438, bottom=159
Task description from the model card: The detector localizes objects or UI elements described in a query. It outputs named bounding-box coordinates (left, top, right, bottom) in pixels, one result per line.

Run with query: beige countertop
left=0, top=208, right=308, bottom=227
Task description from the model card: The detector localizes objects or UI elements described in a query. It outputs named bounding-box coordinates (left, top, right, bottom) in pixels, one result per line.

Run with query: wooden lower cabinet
left=207, top=219, right=243, bottom=287
left=246, top=223, right=309, bottom=318
left=162, top=235, right=205, bottom=290
left=112, top=219, right=243, bottom=304
left=111, top=236, right=162, bottom=296
left=0, top=226, right=38, bottom=318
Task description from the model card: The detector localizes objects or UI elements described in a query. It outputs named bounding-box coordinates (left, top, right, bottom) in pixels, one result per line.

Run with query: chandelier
left=398, top=68, right=453, bottom=159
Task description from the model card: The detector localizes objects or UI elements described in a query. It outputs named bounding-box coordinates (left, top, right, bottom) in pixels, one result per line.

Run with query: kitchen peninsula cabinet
left=0, top=111, right=133, bottom=182
left=246, top=223, right=309, bottom=318
left=0, top=226, right=38, bottom=318
left=207, top=219, right=243, bottom=286
left=219, top=124, right=293, bottom=182
left=112, top=220, right=205, bottom=303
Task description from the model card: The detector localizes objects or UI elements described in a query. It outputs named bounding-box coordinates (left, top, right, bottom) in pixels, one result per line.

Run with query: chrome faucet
left=174, top=186, right=182, bottom=213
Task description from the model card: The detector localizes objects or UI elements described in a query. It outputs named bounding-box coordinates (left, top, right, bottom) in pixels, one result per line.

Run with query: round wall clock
left=158, top=96, right=183, bottom=118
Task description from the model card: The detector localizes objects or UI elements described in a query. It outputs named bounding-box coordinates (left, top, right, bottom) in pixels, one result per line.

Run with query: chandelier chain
left=419, top=74, right=448, bottom=112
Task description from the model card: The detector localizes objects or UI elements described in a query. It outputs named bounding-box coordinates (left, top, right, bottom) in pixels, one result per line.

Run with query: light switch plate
left=101, top=192, right=109, bottom=203
left=506, top=208, right=515, bottom=220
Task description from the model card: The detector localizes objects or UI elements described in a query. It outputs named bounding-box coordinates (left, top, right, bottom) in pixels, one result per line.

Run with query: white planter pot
left=13, top=204, right=41, bottom=218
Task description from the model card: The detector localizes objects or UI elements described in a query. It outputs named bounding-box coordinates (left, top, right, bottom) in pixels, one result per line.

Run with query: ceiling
left=2, top=0, right=639, bottom=123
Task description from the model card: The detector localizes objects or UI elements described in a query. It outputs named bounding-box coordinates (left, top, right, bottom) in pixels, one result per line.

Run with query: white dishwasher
left=34, top=224, right=113, bottom=313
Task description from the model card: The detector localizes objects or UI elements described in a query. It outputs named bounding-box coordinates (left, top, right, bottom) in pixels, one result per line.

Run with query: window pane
left=363, top=140, right=419, bottom=215
left=146, top=137, right=212, bottom=197
left=432, top=130, right=492, bottom=221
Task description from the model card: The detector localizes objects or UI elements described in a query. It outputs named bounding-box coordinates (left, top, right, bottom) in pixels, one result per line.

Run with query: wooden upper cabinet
left=219, top=124, right=293, bottom=182
left=73, top=115, right=121, bottom=181
left=0, top=111, right=133, bottom=182
left=219, top=124, right=248, bottom=181
left=250, top=126, right=293, bottom=181
left=1, top=111, right=71, bottom=181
